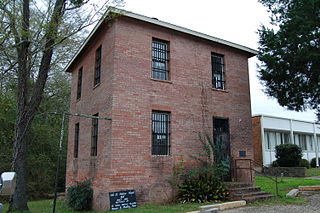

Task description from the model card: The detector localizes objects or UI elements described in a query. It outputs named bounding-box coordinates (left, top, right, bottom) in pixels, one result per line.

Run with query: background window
left=212, top=54, right=225, bottom=89
left=152, top=111, right=170, bottom=155
left=152, top=39, right=169, bottom=80
left=94, top=45, right=101, bottom=86
left=74, top=123, right=79, bottom=158
left=91, top=113, right=99, bottom=156
left=77, top=67, right=83, bottom=99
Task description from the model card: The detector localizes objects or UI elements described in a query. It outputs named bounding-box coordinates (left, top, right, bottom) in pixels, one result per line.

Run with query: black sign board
left=109, top=190, right=137, bottom=211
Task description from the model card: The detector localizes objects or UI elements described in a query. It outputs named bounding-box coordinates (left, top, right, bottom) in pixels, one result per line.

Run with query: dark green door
left=213, top=117, right=231, bottom=181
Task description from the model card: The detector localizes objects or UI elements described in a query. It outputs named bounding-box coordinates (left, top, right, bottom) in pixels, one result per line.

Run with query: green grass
left=253, top=175, right=320, bottom=205
left=306, top=167, right=320, bottom=177
left=1, top=200, right=206, bottom=213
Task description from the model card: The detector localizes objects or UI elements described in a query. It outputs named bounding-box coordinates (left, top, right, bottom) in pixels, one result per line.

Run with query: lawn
left=1, top=200, right=205, bottom=213
left=253, top=175, right=320, bottom=205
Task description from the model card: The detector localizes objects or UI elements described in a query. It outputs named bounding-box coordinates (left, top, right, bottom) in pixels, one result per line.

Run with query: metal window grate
left=74, top=123, right=79, bottom=158
left=91, top=113, right=99, bottom=156
left=94, top=46, right=101, bottom=86
left=152, top=111, right=170, bottom=155
left=212, top=54, right=225, bottom=90
left=152, top=39, right=169, bottom=80
left=77, top=67, right=83, bottom=99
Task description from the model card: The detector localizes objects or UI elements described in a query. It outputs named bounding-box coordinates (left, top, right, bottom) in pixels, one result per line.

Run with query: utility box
left=0, top=172, right=16, bottom=196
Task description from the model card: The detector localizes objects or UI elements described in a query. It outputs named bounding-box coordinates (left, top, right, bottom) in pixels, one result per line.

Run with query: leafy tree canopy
left=258, top=0, right=320, bottom=118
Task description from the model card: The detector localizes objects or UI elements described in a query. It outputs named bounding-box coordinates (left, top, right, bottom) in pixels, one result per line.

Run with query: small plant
left=310, top=158, right=320, bottom=168
left=67, top=180, right=93, bottom=211
left=194, top=132, right=230, bottom=181
left=178, top=171, right=228, bottom=203
left=166, top=157, right=185, bottom=199
left=275, top=144, right=302, bottom=167
left=299, top=159, right=310, bottom=168
left=271, top=160, right=279, bottom=167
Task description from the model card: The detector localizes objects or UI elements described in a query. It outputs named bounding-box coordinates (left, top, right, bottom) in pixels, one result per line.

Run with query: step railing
left=233, top=158, right=279, bottom=197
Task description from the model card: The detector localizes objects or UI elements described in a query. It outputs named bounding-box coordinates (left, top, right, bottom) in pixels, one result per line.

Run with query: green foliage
left=299, top=159, right=310, bottom=168
left=310, top=158, right=320, bottom=168
left=0, top=72, right=70, bottom=199
left=178, top=172, right=228, bottom=203
left=257, top=0, right=320, bottom=116
left=195, top=133, right=230, bottom=180
left=0, top=94, right=15, bottom=173
left=165, top=157, right=185, bottom=198
left=271, top=160, right=279, bottom=167
left=275, top=144, right=302, bottom=167
left=171, top=133, right=230, bottom=203
left=67, top=180, right=93, bottom=211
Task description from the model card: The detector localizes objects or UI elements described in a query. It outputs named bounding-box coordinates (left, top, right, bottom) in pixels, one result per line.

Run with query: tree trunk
left=11, top=125, right=29, bottom=210
left=8, top=0, right=66, bottom=211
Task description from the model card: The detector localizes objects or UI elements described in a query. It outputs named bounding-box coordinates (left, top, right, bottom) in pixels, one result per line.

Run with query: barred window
left=152, top=111, right=170, bottom=155
left=77, top=67, right=83, bottom=100
left=74, top=123, right=79, bottom=158
left=152, top=39, right=169, bottom=80
left=94, top=45, right=102, bottom=86
left=212, top=54, right=225, bottom=90
left=91, top=113, right=99, bottom=156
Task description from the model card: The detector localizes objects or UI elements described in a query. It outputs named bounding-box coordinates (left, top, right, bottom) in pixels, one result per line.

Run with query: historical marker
left=109, top=190, right=137, bottom=211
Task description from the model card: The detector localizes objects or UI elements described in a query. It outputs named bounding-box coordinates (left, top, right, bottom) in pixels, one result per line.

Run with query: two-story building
left=65, top=7, right=257, bottom=210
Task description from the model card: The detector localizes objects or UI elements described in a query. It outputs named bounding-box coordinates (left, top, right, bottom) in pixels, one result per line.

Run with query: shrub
left=67, top=180, right=93, bottom=211
left=275, top=144, right=302, bottom=167
left=178, top=168, right=228, bottom=203
left=299, top=159, right=310, bottom=168
left=271, top=160, right=279, bottom=167
left=310, top=158, right=320, bottom=168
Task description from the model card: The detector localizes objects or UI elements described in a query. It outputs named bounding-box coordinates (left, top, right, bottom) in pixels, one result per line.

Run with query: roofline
left=252, top=114, right=319, bottom=125
left=64, top=7, right=258, bottom=72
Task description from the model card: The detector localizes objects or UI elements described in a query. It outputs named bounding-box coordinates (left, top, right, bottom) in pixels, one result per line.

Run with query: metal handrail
left=234, top=159, right=279, bottom=197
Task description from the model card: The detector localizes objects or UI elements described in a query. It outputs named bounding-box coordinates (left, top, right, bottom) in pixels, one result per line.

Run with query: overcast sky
left=121, top=0, right=317, bottom=122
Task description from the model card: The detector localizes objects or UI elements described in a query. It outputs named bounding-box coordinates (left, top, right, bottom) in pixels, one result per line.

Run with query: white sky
left=122, top=0, right=317, bottom=122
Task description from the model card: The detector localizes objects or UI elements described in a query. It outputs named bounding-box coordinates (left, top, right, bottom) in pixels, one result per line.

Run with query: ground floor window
left=264, top=131, right=290, bottom=150
left=152, top=111, right=170, bottom=155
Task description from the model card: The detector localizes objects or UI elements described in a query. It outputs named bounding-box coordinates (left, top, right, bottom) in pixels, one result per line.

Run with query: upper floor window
left=94, top=45, right=102, bottom=86
left=74, top=123, right=80, bottom=158
left=76, top=67, right=83, bottom=100
left=152, top=111, right=170, bottom=155
left=152, top=39, right=169, bottom=80
left=212, top=54, right=225, bottom=90
left=91, top=113, right=99, bottom=156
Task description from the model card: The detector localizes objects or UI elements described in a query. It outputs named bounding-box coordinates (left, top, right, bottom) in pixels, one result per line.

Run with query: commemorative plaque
left=109, top=190, right=137, bottom=211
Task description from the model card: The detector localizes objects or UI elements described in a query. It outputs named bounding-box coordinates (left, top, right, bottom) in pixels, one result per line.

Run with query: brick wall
left=252, top=116, right=263, bottom=167
left=66, top=16, right=254, bottom=210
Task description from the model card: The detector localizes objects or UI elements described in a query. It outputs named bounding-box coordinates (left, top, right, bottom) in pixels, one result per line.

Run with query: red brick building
left=65, top=8, right=257, bottom=210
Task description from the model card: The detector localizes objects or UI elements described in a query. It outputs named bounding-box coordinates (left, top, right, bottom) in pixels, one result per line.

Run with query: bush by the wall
left=271, top=160, right=279, bottom=167
left=178, top=169, right=228, bottom=203
left=311, top=158, right=320, bottom=168
left=299, top=159, right=310, bottom=168
left=67, top=180, right=93, bottom=211
left=275, top=144, right=302, bottom=167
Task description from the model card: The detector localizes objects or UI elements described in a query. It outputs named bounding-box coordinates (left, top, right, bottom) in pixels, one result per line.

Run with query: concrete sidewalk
left=221, top=191, right=320, bottom=213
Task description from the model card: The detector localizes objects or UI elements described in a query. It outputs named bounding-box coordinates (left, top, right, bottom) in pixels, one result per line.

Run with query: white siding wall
left=259, top=115, right=320, bottom=166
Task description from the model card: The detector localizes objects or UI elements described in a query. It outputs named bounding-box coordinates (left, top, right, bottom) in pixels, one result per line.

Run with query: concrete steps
left=225, top=182, right=275, bottom=203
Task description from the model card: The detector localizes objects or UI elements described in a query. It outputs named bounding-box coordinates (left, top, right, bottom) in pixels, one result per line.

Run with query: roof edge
left=64, top=7, right=258, bottom=72
left=252, top=114, right=318, bottom=125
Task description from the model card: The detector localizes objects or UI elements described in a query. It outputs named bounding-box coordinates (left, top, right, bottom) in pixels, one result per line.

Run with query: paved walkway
left=222, top=192, right=320, bottom=213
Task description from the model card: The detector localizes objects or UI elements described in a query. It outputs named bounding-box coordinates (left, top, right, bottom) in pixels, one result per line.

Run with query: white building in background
left=252, top=115, right=320, bottom=167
